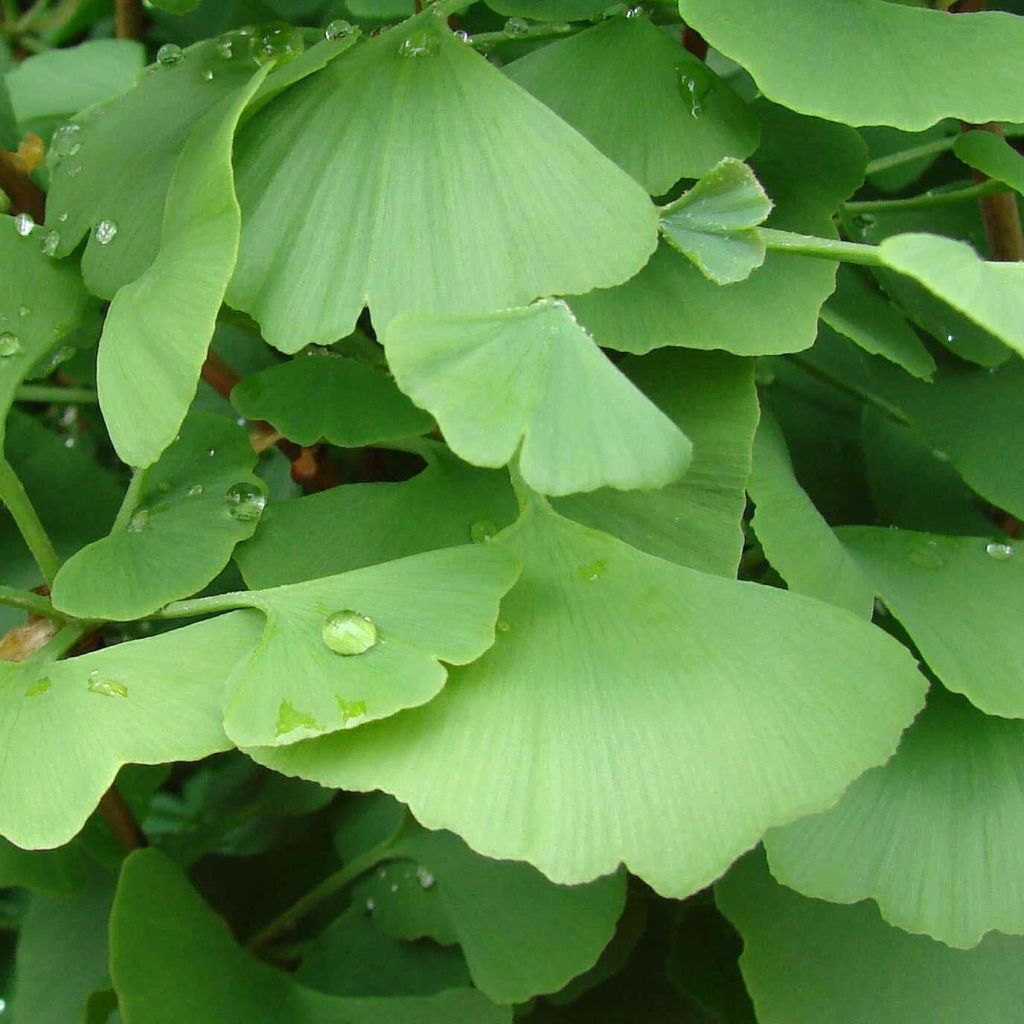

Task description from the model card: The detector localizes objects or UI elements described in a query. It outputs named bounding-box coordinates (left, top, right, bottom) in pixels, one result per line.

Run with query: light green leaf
left=228, top=16, right=657, bottom=351
left=839, top=528, right=1024, bottom=718
left=485, top=0, right=608, bottom=17
left=385, top=300, right=691, bottom=496
left=0, top=837, right=87, bottom=895
left=555, top=348, right=758, bottom=576
left=821, top=266, right=936, bottom=379
left=236, top=440, right=517, bottom=589
left=50, top=415, right=262, bottom=620
left=4, top=40, right=144, bottom=139
left=230, top=352, right=433, bottom=448
left=97, top=67, right=269, bottom=468
left=111, top=849, right=512, bottom=1024
left=678, top=0, right=1024, bottom=130
left=766, top=688, right=1024, bottom=949
left=44, top=33, right=361, bottom=297
left=954, top=129, right=1024, bottom=195
left=376, top=826, right=627, bottom=1004
left=659, top=159, right=772, bottom=284
left=749, top=409, right=875, bottom=617
left=0, top=214, right=96, bottom=447
left=878, top=234, right=1024, bottom=358
left=572, top=104, right=865, bottom=355
left=718, top=850, right=1024, bottom=1024
left=0, top=612, right=261, bottom=849
left=356, top=859, right=458, bottom=946
left=505, top=16, right=758, bottom=195
left=223, top=545, right=520, bottom=747
left=251, top=495, right=926, bottom=899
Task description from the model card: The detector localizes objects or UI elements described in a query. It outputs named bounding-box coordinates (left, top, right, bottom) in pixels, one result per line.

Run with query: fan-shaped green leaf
left=223, top=545, right=520, bottom=747
left=111, top=849, right=512, bottom=1024
left=718, top=850, right=1024, bottom=1024
left=251, top=494, right=926, bottom=898
left=228, top=16, right=657, bottom=351
left=505, top=17, right=758, bottom=195
left=678, top=0, right=1024, bottom=130
left=236, top=440, right=517, bottom=589
left=766, top=688, right=1024, bottom=949
left=555, top=348, right=758, bottom=576
left=0, top=612, right=261, bottom=849
left=231, top=352, right=433, bottom=447
left=955, top=130, right=1024, bottom=196
left=96, top=66, right=269, bottom=468
left=385, top=300, right=691, bottom=496
left=839, top=528, right=1024, bottom=718
left=50, top=415, right=262, bottom=620
left=572, top=104, right=864, bottom=355
left=749, top=410, right=874, bottom=617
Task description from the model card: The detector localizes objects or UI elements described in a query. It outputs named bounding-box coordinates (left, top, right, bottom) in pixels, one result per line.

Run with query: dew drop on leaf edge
left=13, top=212, right=33, bottom=237
left=321, top=610, right=379, bottom=657
left=156, top=43, right=184, bottom=67
left=324, top=19, right=354, bottom=41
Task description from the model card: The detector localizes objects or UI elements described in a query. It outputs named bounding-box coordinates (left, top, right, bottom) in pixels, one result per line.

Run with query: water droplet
left=224, top=481, right=267, bottom=521
left=503, top=17, right=529, bottom=37
left=470, top=519, right=497, bottom=544
left=57, top=211, right=69, bottom=223
left=944, top=332, right=957, bottom=345
left=207, top=447, right=216, bottom=457
left=578, top=558, right=609, bottom=582
left=249, top=22, right=305, bottom=66
left=187, top=483, right=204, bottom=498
left=416, top=865, right=435, bottom=889
left=93, top=219, right=118, bottom=245
left=325, top=18, right=354, bottom=41
left=201, top=68, right=214, bottom=81
left=321, top=610, right=378, bottom=656
left=13, top=212, right=34, bottom=237
left=127, top=508, right=150, bottom=533
left=398, top=30, right=439, bottom=57
left=678, top=65, right=714, bottom=118
left=276, top=700, right=319, bottom=737
left=908, top=540, right=944, bottom=571
left=87, top=670, right=128, bottom=698
left=156, top=43, right=184, bottom=67
left=626, top=4, right=644, bottom=15
left=454, top=29, right=470, bottom=42
left=986, top=540, right=1015, bottom=561
left=50, top=123, right=81, bottom=157
left=41, top=230, right=60, bottom=256
left=365, top=898, right=376, bottom=914
left=216, top=37, right=234, bottom=58
left=63, top=436, right=76, bottom=449
left=0, top=332, right=21, bottom=358
left=25, top=677, right=51, bottom=697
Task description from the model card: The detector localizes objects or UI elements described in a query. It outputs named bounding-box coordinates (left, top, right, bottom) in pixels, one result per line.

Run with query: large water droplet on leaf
left=93, top=219, right=118, bottom=245
left=985, top=540, right=1015, bottom=562
left=324, top=19, right=354, bottom=41
left=503, top=17, right=529, bottom=37
left=398, top=30, right=439, bottom=58
left=13, top=212, right=34, bottom=237
left=249, top=22, right=305, bottom=67
left=0, top=332, right=22, bottom=358
left=50, top=123, right=81, bottom=157
left=156, top=43, right=184, bottom=67
left=321, top=610, right=379, bottom=656
left=224, top=481, right=267, bottom=521
left=40, top=230, right=60, bottom=256
left=87, top=670, right=128, bottom=698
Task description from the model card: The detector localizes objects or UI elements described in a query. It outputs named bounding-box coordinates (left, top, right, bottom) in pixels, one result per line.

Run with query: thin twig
left=98, top=786, right=148, bottom=851
left=682, top=26, right=708, bottom=60
left=114, top=0, right=143, bottom=40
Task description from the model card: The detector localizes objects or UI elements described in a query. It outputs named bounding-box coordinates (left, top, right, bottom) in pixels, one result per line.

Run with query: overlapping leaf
left=228, top=15, right=657, bottom=350
left=251, top=493, right=926, bottom=898
left=385, top=300, right=692, bottom=496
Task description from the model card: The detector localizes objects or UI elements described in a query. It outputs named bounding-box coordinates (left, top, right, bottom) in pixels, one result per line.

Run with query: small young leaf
left=231, top=353, right=433, bottom=448
left=659, top=159, right=772, bottom=284
left=385, top=300, right=692, bottom=496
left=50, top=414, right=263, bottom=620
left=954, top=130, right=1024, bottom=196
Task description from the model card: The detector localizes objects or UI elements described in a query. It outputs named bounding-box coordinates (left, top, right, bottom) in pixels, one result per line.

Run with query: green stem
left=470, top=22, right=577, bottom=47
left=786, top=354, right=911, bottom=426
left=0, top=585, right=72, bottom=622
left=15, top=385, right=100, bottom=405
left=247, top=845, right=402, bottom=954
left=865, top=125, right=1024, bottom=175
left=844, top=179, right=1007, bottom=215
left=0, top=458, right=61, bottom=586
left=152, top=591, right=254, bottom=620
left=759, top=228, right=883, bottom=267
left=23, top=622, right=89, bottom=663
left=111, top=468, right=149, bottom=534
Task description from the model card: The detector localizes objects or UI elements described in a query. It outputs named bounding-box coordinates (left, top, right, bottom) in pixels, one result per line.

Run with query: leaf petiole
left=0, top=585, right=73, bottom=622
left=15, top=386, right=100, bottom=405
left=759, top=228, right=883, bottom=266
left=0, top=458, right=61, bottom=587
left=843, top=179, right=1008, bottom=215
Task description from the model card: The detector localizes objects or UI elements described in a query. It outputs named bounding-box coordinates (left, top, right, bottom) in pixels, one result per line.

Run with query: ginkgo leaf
left=110, top=849, right=512, bottom=1024
left=749, top=409, right=875, bottom=618
left=0, top=612, right=261, bottom=849
left=44, top=33, right=361, bottom=298
left=96, top=66, right=269, bottom=468
left=839, top=528, right=1024, bottom=718
left=50, top=414, right=263, bottom=620
left=384, top=300, right=691, bottom=496
left=878, top=234, right=1024, bottom=358
left=364, top=825, right=627, bottom=1004
left=231, top=352, right=433, bottom=447
left=222, top=545, right=520, bottom=748
left=0, top=214, right=96, bottom=446
left=766, top=687, right=1024, bottom=949
left=555, top=348, right=758, bottom=577
left=227, top=15, right=657, bottom=351
left=678, top=0, right=1024, bottom=130
left=718, top=850, right=1024, bottom=1024
left=659, top=159, right=772, bottom=284
left=572, top=103, right=864, bottom=356
left=250, top=493, right=926, bottom=899
left=505, top=16, right=758, bottom=194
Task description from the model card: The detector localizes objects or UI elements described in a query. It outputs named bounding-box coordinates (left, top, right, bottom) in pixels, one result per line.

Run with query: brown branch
left=0, top=149, right=45, bottom=223
left=98, top=786, right=148, bottom=851
left=682, top=26, right=708, bottom=61
left=114, top=0, right=144, bottom=39
left=964, top=122, right=1024, bottom=261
